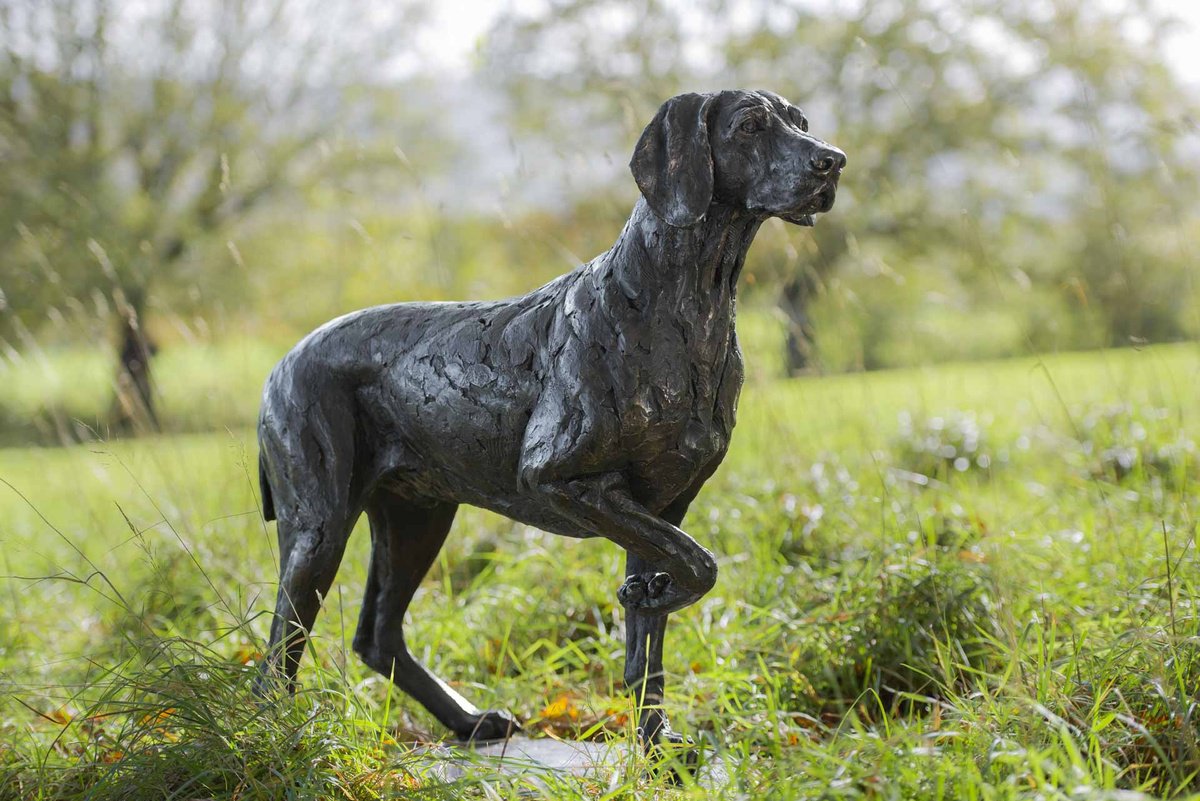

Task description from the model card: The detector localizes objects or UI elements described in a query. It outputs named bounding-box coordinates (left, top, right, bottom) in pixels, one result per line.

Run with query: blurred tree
left=721, top=0, right=1041, bottom=371
left=484, top=0, right=1033, bottom=372
left=0, top=0, right=429, bottom=432
left=486, top=0, right=711, bottom=144
left=483, top=0, right=1199, bottom=372
left=995, top=0, right=1200, bottom=346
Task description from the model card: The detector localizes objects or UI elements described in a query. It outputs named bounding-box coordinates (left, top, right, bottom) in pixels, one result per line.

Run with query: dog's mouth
left=780, top=183, right=838, bottom=227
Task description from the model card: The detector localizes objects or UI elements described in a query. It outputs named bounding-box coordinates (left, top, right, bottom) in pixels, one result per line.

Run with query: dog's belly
left=360, top=367, right=536, bottom=495
left=374, top=462, right=600, bottom=540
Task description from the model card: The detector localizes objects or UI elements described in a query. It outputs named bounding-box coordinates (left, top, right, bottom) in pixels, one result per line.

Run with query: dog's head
left=630, top=90, right=845, bottom=228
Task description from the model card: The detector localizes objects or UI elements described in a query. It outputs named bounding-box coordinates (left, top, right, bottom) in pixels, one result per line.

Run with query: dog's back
left=256, top=279, right=578, bottom=524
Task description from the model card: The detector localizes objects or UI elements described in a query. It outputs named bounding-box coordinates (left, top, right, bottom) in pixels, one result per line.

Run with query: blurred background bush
left=0, top=0, right=1197, bottom=444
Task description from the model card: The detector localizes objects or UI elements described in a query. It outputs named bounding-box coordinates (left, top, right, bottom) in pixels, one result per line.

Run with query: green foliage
left=0, top=645, right=462, bottom=800
left=1, top=343, right=1199, bottom=798
left=0, top=0, right=441, bottom=370
left=0, top=338, right=278, bottom=445
left=1069, top=403, right=1198, bottom=487
left=893, top=410, right=998, bottom=479
left=2, top=0, right=1194, bottom=386
left=780, top=522, right=999, bottom=716
left=5, top=0, right=1198, bottom=388
left=483, top=0, right=1200, bottom=370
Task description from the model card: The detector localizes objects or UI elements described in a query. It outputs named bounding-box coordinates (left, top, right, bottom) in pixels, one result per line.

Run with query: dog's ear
left=629, top=93, right=714, bottom=228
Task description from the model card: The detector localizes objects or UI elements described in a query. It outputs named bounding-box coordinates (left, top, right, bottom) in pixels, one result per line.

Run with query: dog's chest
left=621, top=321, right=743, bottom=481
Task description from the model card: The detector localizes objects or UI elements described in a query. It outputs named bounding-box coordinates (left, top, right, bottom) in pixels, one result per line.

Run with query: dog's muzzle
left=780, top=179, right=839, bottom=227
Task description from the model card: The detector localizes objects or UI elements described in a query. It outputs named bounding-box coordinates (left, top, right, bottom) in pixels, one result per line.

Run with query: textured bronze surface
left=255, top=89, right=845, bottom=748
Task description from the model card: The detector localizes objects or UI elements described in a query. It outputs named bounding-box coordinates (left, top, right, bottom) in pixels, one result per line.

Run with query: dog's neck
left=604, top=198, right=763, bottom=308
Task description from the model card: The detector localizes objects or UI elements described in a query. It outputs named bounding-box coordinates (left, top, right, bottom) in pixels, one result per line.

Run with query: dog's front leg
left=624, top=487, right=703, bottom=753
left=521, top=470, right=718, bottom=614
left=624, top=552, right=680, bottom=745
left=519, top=403, right=714, bottom=754
left=519, top=468, right=713, bottom=762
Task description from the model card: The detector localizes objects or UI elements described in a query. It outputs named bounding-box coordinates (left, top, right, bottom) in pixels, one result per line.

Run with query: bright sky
left=1161, top=1, right=1200, bottom=86
left=417, top=0, right=1200, bottom=87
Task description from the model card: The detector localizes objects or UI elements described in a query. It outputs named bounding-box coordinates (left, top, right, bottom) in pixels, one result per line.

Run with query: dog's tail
left=259, top=452, right=276, bottom=522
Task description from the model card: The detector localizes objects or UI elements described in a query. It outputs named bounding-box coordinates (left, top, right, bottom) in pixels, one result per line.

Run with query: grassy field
left=1, top=342, right=1199, bottom=799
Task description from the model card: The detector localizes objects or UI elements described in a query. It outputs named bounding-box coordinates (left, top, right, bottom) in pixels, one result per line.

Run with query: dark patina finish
left=256, top=89, right=845, bottom=747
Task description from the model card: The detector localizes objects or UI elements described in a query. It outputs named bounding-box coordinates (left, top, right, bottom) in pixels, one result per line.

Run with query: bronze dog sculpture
left=256, top=89, right=845, bottom=747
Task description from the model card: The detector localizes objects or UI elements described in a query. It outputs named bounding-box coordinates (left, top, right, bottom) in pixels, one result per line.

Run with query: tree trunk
left=111, top=291, right=158, bottom=433
left=781, top=275, right=816, bottom=376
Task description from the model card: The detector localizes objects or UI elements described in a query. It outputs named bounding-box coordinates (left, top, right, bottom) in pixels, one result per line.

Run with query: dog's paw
left=638, top=712, right=700, bottom=781
left=459, top=709, right=521, bottom=742
left=618, top=571, right=689, bottom=612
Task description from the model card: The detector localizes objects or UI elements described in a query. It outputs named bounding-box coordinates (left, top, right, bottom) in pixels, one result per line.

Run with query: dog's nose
left=810, top=146, right=847, bottom=176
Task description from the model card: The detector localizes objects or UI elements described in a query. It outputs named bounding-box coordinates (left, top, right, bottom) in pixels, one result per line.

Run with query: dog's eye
left=739, top=117, right=763, bottom=134
left=787, top=107, right=809, bottom=132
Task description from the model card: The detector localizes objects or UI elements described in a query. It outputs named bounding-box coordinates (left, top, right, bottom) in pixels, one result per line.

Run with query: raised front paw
left=459, top=708, right=521, bottom=742
left=618, top=571, right=691, bottom=613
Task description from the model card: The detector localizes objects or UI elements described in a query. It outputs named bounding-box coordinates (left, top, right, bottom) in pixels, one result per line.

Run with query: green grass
left=1, top=342, right=1199, bottom=799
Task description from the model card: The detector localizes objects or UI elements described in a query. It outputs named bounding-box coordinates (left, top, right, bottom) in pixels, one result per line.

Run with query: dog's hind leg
left=255, top=398, right=360, bottom=695
left=258, top=510, right=357, bottom=692
left=352, top=493, right=519, bottom=742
